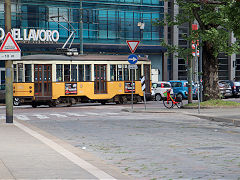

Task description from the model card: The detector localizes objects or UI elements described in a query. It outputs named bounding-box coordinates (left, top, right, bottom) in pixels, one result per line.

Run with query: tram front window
left=56, top=64, right=63, bottom=82
left=64, top=65, right=70, bottom=82
left=110, top=65, right=116, bottom=81
left=117, top=65, right=122, bottom=81
left=85, top=65, right=91, bottom=81
left=18, top=63, right=23, bottom=82
left=71, top=65, right=77, bottom=82
left=25, top=64, right=32, bottom=82
left=78, top=65, right=84, bottom=81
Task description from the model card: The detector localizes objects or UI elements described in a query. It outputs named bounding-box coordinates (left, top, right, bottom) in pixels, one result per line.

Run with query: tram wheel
left=32, top=102, right=37, bottom=108
left=101, top=101, right=106, bottom=105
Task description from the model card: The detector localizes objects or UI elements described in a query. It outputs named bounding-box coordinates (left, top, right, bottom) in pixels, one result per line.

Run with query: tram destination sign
left=0, top=32, right=21, bottom=60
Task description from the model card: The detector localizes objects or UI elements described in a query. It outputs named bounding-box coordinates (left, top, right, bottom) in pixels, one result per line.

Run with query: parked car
left=219, top=80, right=240, bottom=97
left=218, top=81, right=232, bottom=98
left=151, top=81, right=173, bottom=101
left=168, top=80, right=198, bottom=100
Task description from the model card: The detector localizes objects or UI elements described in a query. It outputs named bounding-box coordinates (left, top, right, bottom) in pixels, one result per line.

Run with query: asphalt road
left=2, top=102, right=240, bottom=179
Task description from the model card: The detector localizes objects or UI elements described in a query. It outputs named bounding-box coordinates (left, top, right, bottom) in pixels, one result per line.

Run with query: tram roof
left=21, top=54, right=150, bottom=61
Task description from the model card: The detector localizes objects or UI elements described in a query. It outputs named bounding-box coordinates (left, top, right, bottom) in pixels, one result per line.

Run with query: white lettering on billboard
left=0, top=28, right=59, bottom=42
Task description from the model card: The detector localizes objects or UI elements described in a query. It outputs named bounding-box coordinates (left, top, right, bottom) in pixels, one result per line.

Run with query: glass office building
left=0, top=0, right=165, bottom=46
left=0, top=0, right=166, bottom=85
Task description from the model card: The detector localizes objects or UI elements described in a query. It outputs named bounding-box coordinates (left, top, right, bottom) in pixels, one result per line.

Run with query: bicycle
left=163, top=89, right=183, bottom=109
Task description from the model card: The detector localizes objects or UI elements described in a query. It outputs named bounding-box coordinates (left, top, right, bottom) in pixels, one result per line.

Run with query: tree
left=159, top=0, right=239, bottom=101
left=226, top=1, right=240, bottom=38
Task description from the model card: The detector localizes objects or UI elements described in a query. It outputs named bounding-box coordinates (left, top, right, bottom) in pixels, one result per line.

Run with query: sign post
left=128, top=54, right=138, bottom=111
left=0, top=32, right=21, bottom=123
left=192, top=24, right=200, bottom=114
left=141, top=76, right=147, bottom=110
left=127, top=40, right=140, bottom=111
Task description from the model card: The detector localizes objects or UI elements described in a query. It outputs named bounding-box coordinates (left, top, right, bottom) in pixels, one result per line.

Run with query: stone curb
left=182, top=106, right=240, bottom=109
left=185, top=113, right=240, bottom=127
left=122, top=108, right=240, bottom=127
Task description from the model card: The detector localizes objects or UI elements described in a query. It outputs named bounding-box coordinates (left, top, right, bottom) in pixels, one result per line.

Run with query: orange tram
left=12, top=54, right=151, bottom=107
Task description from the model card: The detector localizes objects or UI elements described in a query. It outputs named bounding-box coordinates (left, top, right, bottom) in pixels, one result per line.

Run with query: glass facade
left=0, top=0, right=164, bottom=46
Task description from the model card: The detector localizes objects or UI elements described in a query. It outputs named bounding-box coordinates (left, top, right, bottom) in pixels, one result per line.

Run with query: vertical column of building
left=172, top=0, right=179, bottom=80
left=229, top=32, right=236, bottom=80
left=163, top=1, right=169, bottom=81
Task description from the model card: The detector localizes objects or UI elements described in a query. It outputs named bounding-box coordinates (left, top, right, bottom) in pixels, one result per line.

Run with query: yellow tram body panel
left=13, top=54, right=152, bottom=106
left=52, top=81, right=144, bottom=100
left=13, top=83, right=34, bottom=97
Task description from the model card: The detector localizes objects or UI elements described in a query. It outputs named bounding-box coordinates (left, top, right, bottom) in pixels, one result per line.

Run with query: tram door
left=94, top=64, right=107, bottom=94
left=34, top=65, right=52, bottom=100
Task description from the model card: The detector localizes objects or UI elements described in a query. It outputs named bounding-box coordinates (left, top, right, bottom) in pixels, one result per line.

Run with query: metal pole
left=79, top=0, right=83, bottom=55
left=195, top=43, right=200, bottom=114
left=199, top=38, right=203, bottom=102
left=131, top=69, right=133, bottom=111
left=5, top=0, right=13, bottom=123
left=188, top=22, right=193, bottom=104
left=143, top=91, right=146, bottom=110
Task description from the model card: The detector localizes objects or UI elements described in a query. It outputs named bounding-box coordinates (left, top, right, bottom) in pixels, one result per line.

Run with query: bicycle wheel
left=176, top=101, right=183, bottom=108
left=163, top=99, right=173, bottom=109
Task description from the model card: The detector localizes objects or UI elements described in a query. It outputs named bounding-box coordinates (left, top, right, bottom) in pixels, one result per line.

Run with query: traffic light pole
left=187, top=21, right=193, bottom=104
left=5, top=0, right=13, bottom=123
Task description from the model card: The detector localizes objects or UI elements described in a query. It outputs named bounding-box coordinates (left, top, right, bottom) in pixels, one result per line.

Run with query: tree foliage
left=158, top=0, right=240, bottom=100
left=226, top=1, right=240, bottom=38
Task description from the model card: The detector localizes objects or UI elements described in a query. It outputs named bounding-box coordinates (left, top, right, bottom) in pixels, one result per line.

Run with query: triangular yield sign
left=126, top=40, right=140, bottom=54
left=0, top=32, right=21, bottom=52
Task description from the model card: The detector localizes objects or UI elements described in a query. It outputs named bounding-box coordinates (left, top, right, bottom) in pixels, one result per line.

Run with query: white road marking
left=66, top=113, right=86, bottom=117
left=106, top=113, right=119, bottom=116
left=50, top=114, right=67, bottom=118
left=32, top=114, right=49, bottom=119
left=15, top=115, right=30, bottom=121
left=14, top=121, right=117, bottom=180
left=85, top=112, right=99, bottom=116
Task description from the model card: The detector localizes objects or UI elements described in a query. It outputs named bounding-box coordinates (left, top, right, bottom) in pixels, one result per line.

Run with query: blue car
left=168, top=80, right=198, bottom=100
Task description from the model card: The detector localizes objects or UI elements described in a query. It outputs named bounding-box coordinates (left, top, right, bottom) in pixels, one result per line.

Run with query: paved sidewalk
left=0, top=118, right=132, bottom=180
left=123, top=106, right=240, bottom=126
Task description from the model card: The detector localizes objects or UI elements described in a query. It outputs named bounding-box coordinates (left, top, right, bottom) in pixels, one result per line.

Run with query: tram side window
left=110, top=65, right=116, bottom=81
left=78, top=64, right=84, bottom=81
left=64, top=64, right=70, bottom=82
left=56, top=64, right=63, bottom=82
left=85, top=65, right=91, bottom=81
left=136, top=65, right=141, bottom=80
left=117, top=65, right=122, bottom=81
left=13, top=64, right=17, bottom=82
left=25, top=64, right=32, bottom=82
left=124, top=65, right=129, bottom=81
left=71, top=65, right=77, bottom=82
left=18, top=63, right=23, bottom=82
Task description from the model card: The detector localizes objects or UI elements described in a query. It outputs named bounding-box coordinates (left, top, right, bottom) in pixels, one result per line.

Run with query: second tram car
left=13, top=54, right=151, bottom=107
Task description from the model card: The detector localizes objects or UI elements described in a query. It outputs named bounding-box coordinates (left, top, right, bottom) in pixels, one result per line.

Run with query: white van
left=151, top=81, right=173, bottom=101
